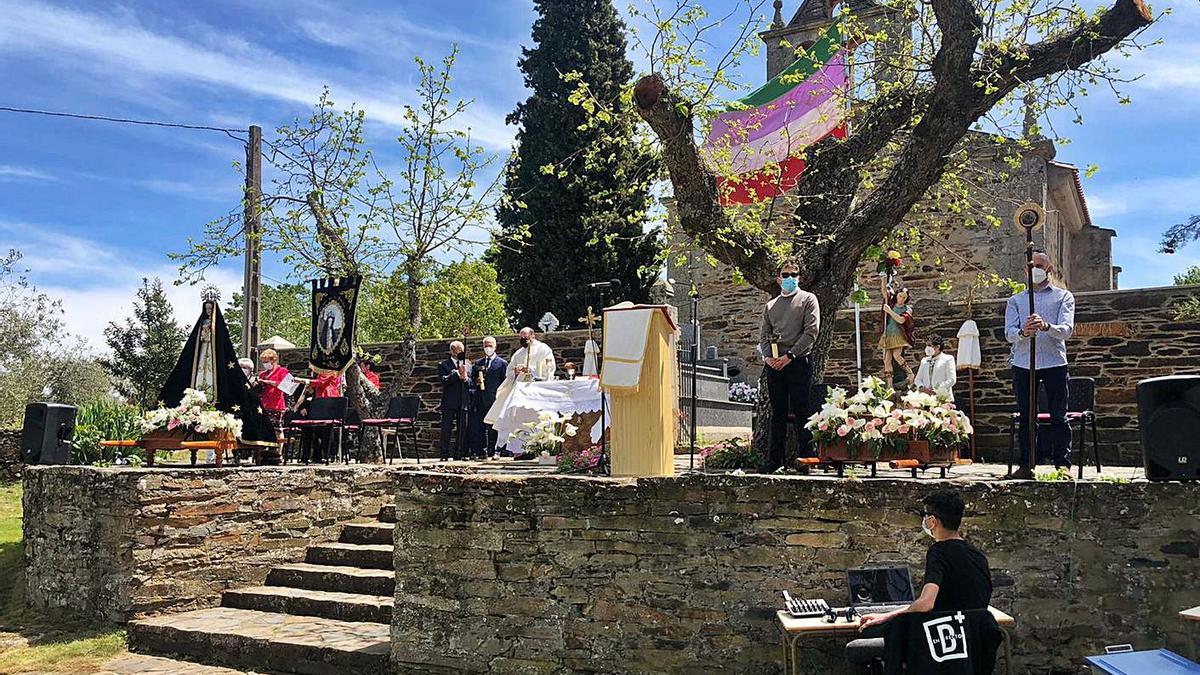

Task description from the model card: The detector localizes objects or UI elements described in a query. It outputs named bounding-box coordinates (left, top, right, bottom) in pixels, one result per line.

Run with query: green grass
left=0, top=482, right=127, bottom=674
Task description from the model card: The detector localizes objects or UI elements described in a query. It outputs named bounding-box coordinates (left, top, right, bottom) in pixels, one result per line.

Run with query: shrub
left=700, top=436, right=760, bottom=471
left=71, top=400, right=143, bottom=465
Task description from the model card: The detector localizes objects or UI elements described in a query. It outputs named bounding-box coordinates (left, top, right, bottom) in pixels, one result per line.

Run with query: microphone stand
left=689, top=286, right=700, bottom=472
left=598, top=284, right=610, bottom=476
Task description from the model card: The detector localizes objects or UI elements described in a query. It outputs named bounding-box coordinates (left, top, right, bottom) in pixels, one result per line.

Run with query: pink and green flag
left=704, top=23, right=847, bottom=205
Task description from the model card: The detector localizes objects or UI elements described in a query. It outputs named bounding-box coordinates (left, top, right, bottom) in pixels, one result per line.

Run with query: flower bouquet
left=876, top=249, right=902, bottom=280
left=729, top=382, right=759, bottom=403
left=512, top=411, right=578, bottom=461
left=141, top=388, right=244, bottom=439
left=805, top=377, right=973, bottom=463
left=805, top=376, right=907, bottom=460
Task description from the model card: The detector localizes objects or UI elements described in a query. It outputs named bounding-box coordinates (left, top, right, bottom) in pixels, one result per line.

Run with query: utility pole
left=242, top=124, right=263, bottom=359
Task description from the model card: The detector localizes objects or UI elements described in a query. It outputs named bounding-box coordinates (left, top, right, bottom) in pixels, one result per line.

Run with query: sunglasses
left=780, top=272, right=798, bottom=279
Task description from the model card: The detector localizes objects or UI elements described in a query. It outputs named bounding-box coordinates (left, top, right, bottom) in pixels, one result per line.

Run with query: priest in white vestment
left=484, top=327, right=557, bottom=425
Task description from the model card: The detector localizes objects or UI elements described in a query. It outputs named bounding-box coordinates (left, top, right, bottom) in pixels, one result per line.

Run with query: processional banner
left=308, top=275, right=362, bottom=374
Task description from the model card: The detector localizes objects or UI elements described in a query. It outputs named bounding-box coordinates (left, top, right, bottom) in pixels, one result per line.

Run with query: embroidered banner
left=308, top=275, right=363, bottom=374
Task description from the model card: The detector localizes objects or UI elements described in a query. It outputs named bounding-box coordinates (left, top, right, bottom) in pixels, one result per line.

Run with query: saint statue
left=157, top=287, right=279, bottom=453
left=190, top=291, right=219, bottom=395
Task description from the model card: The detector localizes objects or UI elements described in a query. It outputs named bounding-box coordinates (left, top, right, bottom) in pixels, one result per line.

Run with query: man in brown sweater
left=758, top=258, right=821, bottom=471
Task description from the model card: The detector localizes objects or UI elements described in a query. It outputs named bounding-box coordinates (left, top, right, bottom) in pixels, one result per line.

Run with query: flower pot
left=899, top=439, right=959, bottom=464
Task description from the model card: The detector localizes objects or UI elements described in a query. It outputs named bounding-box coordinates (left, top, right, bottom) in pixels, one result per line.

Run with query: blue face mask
left=780, top=277, right=799, bottom=294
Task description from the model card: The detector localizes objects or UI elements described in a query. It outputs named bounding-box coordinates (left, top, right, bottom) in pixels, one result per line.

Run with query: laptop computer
left=846, top=566, right=916, bottom=615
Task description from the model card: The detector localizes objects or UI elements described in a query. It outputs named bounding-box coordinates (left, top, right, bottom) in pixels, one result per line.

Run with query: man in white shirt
left=507, top=327, right=556, bottom=383
left=914, top=333, right=957, bottom=397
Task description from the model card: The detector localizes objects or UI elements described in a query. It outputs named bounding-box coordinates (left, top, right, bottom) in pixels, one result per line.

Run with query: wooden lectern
left=601, top=304, right=679, bottom=477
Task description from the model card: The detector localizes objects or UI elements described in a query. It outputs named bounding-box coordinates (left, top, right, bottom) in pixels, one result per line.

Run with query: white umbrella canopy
left=258, top=335, right=297, bottom=351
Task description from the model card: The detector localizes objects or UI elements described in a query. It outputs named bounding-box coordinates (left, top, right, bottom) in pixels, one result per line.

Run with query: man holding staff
left=1004, top=250, right=1075, bottom=479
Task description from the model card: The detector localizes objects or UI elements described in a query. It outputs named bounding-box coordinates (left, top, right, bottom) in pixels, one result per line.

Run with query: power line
left=0, top=105, right=246, bottom=141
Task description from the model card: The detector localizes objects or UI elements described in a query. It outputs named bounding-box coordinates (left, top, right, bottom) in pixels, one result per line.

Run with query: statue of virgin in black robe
left=157, top=294, right=277, bottom=448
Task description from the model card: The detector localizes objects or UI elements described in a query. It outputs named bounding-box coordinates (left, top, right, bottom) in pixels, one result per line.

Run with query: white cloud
left=0, top=2, right=514, bottom=150
left=0, top=220, right=242, bottom=352
left=0, top=165, right=58, bottom=182
left=1111, top=234, right=1200, bottom=289
left=1085, top=174, right=1200, bottom=218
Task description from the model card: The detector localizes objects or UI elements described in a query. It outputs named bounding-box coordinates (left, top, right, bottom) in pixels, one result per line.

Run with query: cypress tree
left=491, top=0, right=661, bottom=328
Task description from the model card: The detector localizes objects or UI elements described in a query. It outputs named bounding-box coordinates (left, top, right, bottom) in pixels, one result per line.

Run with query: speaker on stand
left=1136, top=375, right=1200, bottom=481
left=21, top=402, right=77, bottom=465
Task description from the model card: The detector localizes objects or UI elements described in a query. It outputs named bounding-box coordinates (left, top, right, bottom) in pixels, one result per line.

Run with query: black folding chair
left=1007, top=377, right=1102, bottom=476
left=360, top=395, right=421, bottom=464
left=291, top=397, right=347, bottom=463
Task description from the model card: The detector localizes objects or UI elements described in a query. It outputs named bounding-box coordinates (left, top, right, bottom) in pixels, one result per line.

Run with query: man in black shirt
left=860, top=490, right=992, bottom=631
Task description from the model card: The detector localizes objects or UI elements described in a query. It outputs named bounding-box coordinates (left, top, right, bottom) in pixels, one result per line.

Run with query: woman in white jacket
left=914, top=333, right=957, bottom=397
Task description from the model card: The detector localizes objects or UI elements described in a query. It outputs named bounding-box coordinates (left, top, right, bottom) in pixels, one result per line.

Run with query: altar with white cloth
left=491, top=378, right=610, bottom=452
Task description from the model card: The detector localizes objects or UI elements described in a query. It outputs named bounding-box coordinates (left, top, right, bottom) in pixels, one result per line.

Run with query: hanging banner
left=308, top=275, right=362, bottom=374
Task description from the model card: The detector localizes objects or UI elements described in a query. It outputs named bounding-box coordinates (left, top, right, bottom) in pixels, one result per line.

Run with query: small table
left=776, top=606, right=1015, bottom=675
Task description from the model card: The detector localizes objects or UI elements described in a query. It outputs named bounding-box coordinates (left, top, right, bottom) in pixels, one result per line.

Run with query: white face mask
left=1031, top=267, right=1048, bottom=284
left=922, top=516, right=935, bottom=539
left=925, top=346, right=935, bottom=357
left=261, top=362, right=274, bottom=371
left=484, top=346, right=495, bottom=357
left=566, top=370, right=575, bottom=378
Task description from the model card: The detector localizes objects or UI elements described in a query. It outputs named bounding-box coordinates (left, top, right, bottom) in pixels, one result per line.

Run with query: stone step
left=378, top=504, right=396, bottom=523
left=339, top=521, right=395, bottom=545
left=223, top=586, right=392, bottom=624
left=304, top=542, right=393, bottom=570
left=98, top=652, right=268, bottom=674
left=128, top=607, right=389, bottom=675
left=267, top=563, right=395, bottom=597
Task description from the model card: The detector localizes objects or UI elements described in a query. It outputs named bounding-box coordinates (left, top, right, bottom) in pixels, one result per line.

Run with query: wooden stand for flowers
left=811, top=439, right=971, bottom=478
left=101, top=429, right=238, bottom=467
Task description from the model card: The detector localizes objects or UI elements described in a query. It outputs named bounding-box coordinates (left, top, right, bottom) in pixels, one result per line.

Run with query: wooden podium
left=601, top=304, right=678, bottom=477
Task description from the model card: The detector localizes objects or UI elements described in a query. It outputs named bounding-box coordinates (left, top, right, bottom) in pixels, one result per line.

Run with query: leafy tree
left=491, top=0, right=662, bottom=327
left=0, top=250, right=113, bottom=425
left=629, top=0, right=1152, bottom=376
left=358, top=260, right=510, bottom=342
left=100, top=278, right=187, bottom=408
left=1173, top=265, right=1200, bottom=286
left=372, top=47, right=501, bottom=370
left=608, top=0, right=1154, bottom=453
left=226, top=283, right=311, bottom=351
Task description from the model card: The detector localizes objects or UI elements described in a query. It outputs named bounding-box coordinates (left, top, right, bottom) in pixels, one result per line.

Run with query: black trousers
left=765, top=355, right=814, bottom=471
left=1013, top=365, right=1071, bottom=468
left=439, top=405, right=469, bottom=460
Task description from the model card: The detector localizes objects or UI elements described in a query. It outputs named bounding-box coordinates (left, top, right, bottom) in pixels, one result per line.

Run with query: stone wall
left=22, top=465, right=398, bottom=623
left=277, top=331, right=603, bottom=456
left=391, top=472, right=1200, bottom=674
left=0, top=427, right=21, bottom=482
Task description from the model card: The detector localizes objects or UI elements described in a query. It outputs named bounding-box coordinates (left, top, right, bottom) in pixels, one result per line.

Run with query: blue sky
left=1, top=0, right=1198, bottom=351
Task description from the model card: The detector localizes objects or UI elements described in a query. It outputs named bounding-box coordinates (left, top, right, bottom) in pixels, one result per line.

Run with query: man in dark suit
left=471, top=336, right=508, bottom=458
left=438, top=341, right=472, bottom=460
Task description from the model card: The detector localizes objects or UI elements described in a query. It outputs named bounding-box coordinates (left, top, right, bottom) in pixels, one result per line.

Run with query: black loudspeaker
left=20, top=402, right=76, bottom=465
left=1136, top=375, right=1200, bottom=481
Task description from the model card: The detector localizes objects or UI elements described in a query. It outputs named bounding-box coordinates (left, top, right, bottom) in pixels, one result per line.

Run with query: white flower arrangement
left=513, top=411, right=579, bottom=455
left=141, top=388, right=244, bottom=439
left=805, top=378, right=973, bottom=457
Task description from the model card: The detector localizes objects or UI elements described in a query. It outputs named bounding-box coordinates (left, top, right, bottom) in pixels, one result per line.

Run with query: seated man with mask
left=850, top=490, right=993, bottom=669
